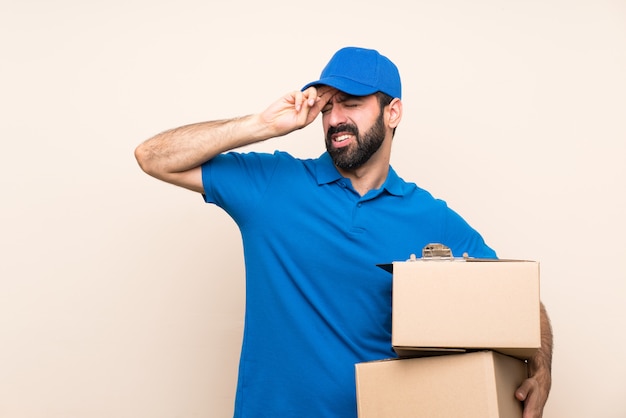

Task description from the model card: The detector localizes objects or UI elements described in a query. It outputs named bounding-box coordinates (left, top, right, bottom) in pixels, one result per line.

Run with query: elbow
left=134, top=143, right=156, bottom=176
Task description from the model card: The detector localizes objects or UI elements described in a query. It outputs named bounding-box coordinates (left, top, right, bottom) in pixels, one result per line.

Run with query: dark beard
left=325, top=112, right=386, bottom=170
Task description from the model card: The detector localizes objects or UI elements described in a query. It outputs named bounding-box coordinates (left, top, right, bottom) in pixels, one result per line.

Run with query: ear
left=387, top=98, right=403, bottom=129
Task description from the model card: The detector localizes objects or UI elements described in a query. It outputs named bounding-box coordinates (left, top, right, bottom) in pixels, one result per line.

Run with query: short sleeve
left=441, top=205, right=498, bottom=259
left=201, top=151, right=281, bottom=223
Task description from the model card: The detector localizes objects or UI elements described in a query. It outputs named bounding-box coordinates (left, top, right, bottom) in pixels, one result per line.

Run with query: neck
left=339, top=165, right=389, bottom=196
left=336, top=142, right=392, bottom=196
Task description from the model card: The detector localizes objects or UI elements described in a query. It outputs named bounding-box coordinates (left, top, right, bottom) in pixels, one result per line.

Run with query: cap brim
left=301, top=77, right=379, bottom=97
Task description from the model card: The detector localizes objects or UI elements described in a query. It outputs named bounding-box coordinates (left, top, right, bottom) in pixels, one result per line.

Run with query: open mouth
left=332, top=133, right=354, bottom=147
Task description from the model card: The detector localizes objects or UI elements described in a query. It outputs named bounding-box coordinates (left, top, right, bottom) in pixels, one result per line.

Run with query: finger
left=303, top=85, right=336, bottom=105
left=293, top=90, right=306, bottom=112
left=515, top=378, right=535, bottom=402
left=315, top=84, right=336, bottom=97
left=516, top=379, right=544, bottom=418
left=310, top=89, right=335, bottom=113
left=522, top=395, right=542, bottom=418
left=302, top=87, right=323, bottom=109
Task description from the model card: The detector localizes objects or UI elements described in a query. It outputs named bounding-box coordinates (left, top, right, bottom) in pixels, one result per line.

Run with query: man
left=135, top=46, right=552, bottom=418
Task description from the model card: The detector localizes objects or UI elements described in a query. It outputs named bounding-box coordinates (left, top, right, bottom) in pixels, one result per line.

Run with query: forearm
left=134, top=113, right=270, bottom=178
left=135, top=88, right=327, bottom=190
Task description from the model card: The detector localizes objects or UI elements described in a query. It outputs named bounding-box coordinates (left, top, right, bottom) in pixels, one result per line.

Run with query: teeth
left=335, top=134, right=351, bottom=142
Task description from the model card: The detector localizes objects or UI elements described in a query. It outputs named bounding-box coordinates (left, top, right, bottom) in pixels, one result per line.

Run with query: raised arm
left=134, top=86, right=331, bottom=193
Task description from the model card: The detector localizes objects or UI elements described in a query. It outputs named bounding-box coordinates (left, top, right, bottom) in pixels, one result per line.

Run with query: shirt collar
left=314, top=152, right=405, bottom=197
left=315, top=152, right=344, bottom=185
left=381, top=165, right=404, bottom=197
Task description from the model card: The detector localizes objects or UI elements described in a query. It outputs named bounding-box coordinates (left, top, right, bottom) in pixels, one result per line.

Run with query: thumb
left=516, top=378, right=533, bottom=402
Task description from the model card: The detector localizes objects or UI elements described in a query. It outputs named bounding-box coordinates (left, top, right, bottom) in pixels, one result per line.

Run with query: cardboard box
left=355, top=351, right=527, bottom=418
left=390, top=258, right=540, bottom=359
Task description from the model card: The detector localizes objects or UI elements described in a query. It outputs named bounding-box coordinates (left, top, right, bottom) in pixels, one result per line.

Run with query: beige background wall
left=1, top=0, right=625, bottom=417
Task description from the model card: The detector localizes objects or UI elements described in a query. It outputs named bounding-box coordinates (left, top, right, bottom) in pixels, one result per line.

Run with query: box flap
left=377, top=257, right=533, bottom=274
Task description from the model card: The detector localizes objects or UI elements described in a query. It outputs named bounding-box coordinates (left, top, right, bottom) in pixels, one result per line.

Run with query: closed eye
left=322, top=94, right=364, bottom=113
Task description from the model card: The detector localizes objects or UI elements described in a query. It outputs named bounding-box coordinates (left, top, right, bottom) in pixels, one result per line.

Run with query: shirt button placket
left=351, top=200, right=366, bottom=233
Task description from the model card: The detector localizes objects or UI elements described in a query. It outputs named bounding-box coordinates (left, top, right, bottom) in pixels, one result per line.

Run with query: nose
left=325, top=104, right=348, bottom=127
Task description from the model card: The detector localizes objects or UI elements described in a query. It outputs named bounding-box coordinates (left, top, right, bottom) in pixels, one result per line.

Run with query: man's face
left=321, top=92, right=386, bottom=170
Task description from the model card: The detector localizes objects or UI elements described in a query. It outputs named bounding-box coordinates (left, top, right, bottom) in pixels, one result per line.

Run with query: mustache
left=326, top=123, right=359, bottom=138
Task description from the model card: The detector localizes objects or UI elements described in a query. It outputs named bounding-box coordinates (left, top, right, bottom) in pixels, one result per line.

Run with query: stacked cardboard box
left=356, top=254, right=541, bottom=418
left=355, top=350, right=528, bottom=418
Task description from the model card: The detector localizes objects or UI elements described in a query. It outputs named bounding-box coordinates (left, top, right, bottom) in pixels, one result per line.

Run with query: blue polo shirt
left=202, top=151, right=496, bottom=418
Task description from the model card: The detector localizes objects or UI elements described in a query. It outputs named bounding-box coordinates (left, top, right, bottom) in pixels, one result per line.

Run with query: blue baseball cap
left=302, top=47, right=401, bottom=99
